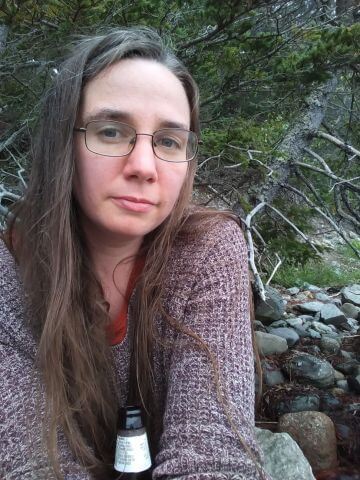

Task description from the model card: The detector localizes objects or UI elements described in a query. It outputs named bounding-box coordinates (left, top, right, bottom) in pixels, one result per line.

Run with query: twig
left=303, top=147, right=333, bottom=173
left=295, top=162, right=360, bottom=194
left=281, top=183, right=360, bottom=259
left=266, top=254, right=282, bottom=286
left=316, top=131, right=360, bottom=157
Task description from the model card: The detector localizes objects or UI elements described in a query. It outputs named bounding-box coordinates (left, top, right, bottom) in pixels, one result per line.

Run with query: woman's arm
left=153, top=219, right=269, bottom=480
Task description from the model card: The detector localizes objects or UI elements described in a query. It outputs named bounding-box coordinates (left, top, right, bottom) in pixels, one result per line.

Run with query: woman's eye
left=158, top=136, right=182, bottom=149
left=99, top=128, right=121, bottom=139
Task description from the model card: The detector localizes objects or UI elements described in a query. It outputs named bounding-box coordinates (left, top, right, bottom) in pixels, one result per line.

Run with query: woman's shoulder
left=173, top=208, right=247, bottom=263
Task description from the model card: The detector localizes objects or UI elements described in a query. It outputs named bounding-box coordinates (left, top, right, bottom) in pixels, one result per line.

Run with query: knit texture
left=0, top=217, right=269, bottom=480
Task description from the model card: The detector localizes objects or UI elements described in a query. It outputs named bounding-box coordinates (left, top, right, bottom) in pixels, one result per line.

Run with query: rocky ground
left=254, top=283, right=360, bottom=480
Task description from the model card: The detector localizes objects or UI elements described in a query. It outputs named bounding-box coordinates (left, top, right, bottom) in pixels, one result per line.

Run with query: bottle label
left=114, top=428, right=152, bottom=473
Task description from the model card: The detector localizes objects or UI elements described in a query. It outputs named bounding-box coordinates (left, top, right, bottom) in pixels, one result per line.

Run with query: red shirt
left=106, top=258, right=144, bottom=345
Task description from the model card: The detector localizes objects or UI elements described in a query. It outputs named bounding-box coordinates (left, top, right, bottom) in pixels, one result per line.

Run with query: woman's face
left=73, top=58, right=190, bottom=246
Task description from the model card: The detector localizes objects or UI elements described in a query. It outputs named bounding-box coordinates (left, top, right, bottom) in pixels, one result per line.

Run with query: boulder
left=315, top=292, right=332, bottom=302
left=262, top=361, right=286, bottom=386
left=320, top=337, right=340, bottom=355
left=278, top=411, right=338, bottom=473
left=348, top=375, right=360, bottom=394
left=295, top=302, right=323, bottom=314
left=287, top=317, right=303, bottom=328
left=311, top=321, right=335, bottom=335
left=335, top=360, right=360, bottom=375
left=255, top=331, right=288, bottom=356
left=320, top=304, right=347, bottom=327
left=341, top=302, right=360, bottom=320
left=287, top=287, right=300, bottom=295
left=255, top=428, right=316, bottom=480
left=268, top=327, right=300, bottom=347
left=341, top=284, right=360, bottom=307
left=255, top=286, right=285, bottom=324
left=283, top=353, right=335, bottom=388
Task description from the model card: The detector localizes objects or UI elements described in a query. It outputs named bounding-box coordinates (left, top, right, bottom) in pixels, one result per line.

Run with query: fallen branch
left=316, top=131, right=360, bottom=157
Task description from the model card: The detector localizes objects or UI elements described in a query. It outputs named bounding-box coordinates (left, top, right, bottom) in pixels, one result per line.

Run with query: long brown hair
left=5, top=27, right=263, bottom=479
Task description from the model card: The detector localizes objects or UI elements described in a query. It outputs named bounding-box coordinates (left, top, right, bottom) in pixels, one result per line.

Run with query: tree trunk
left=254, top=76, right=338, bottom=205
left=0, top=25, right=8, bottom=54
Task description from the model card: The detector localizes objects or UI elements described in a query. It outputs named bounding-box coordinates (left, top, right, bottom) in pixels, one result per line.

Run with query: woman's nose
left=122, top=134, right=158, bottom=182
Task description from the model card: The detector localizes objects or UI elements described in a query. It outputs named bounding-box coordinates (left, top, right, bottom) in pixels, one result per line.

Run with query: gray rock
left=262, top=361, right=286, bottom=386
left=268, top=327, right=300, bottom=347
left=287, top=287, right=300, bottom=295
left=297, top=293, right=309, bottom=302
left=311, top=321, right=334, bottom=334
left=254, top=320, right=266, bottom=331
left=341, top=284, right=360, bottom=306
left=269, top=320, right=288, bottom=328
left=295, top=302, right=323, bottom=314
left=313, top=311, right=321, bottom=321
left=334, top=369, right=345, bottom=380
left=276, top=394, right=320, bottom=416
left=308, top=328, right=321, bottom=339
left=283, top=353, right=335, bottom=388
left=320, top=337, right=340, bottom=355
left=320, top=303, right=347, bottom=327
left=341, top=302, right=360, bottom=320
left=299, top=315, right=315, bottom=323
left=255, top=331, right=288, bottom=356
left=342, top=317, right=359, bottom=331
left=340, top=349, right=354, bottom=360
left=302, top=283, right=322, bottom=292
left=255, top=428, right=316, bottom=480
left=315, top=292, right=332, bottom=302
left=335, top=360, right=360, bottom=375
left=294, top=326, right=311, bottom=338
left=255, top=286, right=286, bottom=324
left=287, top=317, right=303, bottom=328
left=336, top=379, right=349, bottom=392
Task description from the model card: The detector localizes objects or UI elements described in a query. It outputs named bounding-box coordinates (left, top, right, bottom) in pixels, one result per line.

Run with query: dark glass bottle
left=114, top=406, right=152, bottom=480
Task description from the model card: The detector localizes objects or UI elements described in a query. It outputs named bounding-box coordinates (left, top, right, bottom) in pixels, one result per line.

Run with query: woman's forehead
left=80, top=58, right=190, bottom=127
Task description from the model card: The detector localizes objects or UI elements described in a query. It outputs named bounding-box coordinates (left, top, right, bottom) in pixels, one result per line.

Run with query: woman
left=0, top=27, right=268, bottom=479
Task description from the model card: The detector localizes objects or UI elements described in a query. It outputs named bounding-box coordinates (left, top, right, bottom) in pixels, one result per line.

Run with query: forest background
left=0, top=0, right=359, bottom=294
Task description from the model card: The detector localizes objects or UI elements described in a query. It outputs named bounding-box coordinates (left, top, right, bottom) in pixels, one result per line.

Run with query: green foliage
left=273, top=259, right=360, bottom=288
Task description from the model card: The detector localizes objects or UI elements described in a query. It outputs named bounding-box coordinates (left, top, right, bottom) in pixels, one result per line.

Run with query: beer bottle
left=114, top=406, right=152, bottom=479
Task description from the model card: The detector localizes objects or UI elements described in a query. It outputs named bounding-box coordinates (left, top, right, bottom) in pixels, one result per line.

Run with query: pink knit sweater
left=0, top=217, right=268, bottom=479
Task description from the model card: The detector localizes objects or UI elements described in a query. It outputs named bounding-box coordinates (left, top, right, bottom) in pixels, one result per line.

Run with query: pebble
left=320, top=337, right=340, bottom=355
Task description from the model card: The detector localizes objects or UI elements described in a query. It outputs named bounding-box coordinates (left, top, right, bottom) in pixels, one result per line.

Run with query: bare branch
left=281, top=183, right=360, bottom=259
left=266, top=254, right=282, bottom=286
left=316, top=131, right=360, bottom=157
left=295, top=161, right=360, bottom=194
left=303, top=147, right=333, bottom=173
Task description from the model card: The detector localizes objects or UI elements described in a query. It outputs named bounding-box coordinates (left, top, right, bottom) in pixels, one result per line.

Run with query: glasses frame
left=74, top=120, right=201, bottom=163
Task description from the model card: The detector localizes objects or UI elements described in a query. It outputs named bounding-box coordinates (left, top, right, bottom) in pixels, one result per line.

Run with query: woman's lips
left=111, top=196, right=155, bottom=213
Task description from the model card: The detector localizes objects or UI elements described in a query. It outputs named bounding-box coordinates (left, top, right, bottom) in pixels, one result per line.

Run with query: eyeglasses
left=74, top=120, right=200, bottom=163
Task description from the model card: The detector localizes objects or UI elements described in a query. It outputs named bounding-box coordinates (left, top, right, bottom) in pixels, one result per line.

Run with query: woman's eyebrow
left=82, top=108, right=189, bottom=130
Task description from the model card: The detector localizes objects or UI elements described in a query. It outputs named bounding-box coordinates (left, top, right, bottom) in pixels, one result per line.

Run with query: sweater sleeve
left=153, top=220, right=269, bottom=480
left=0, top=240, right=93, bottom=480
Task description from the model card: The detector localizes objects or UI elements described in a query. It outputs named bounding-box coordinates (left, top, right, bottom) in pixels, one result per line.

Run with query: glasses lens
left=85, top=121, right=135, bottom=157
left=153, top=129, right=198, bottom=162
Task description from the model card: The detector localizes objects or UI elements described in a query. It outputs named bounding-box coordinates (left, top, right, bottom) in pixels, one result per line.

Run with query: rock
left=287, top=287, right=300, bottom=295
left=311, top=321, right=335, bottom=335
left=320, top=304, right=347, bottom=327
left=276, top=394, right=320, bottom=416
left=340, top=349, right=354, bottom=360
left=320, top=392, right=342, bottom=412
left=295, top=302, right=324, bottom=314
left=254, top=320, right=267, bottom=332
left=278, top=411, right=338, bottom=473
left=299, top=315, right=315, bottom=322
left=342, top=317, right=359, bottom=332
left=334, top=370, right=345, bottom=380
left=341, top=284, right=360, bottom=307
left=255, top=331, right=288, bottom=356
left=268, top=327, right=300, bottom=347
left=348, top=375, right=360, bottom=394
left=336, top=380, right=349, bottom=392
left=335, top=360, right=360, bottom=375
left=330, top=387, right=346, bottom=396
left=287, top=317, right=303, bottom=328
left=269, top=320, right=288, bottom=328
left=255, top=428, right=316, bottom=480
left=315, top=292, right=332, bottom=302
left=283, top=353, right=335, bottom=388
left=255, top=286, right=285, bottom=324
left=320, top=337, right=340, bottom=355
left=302, top=283, right=322, bottom=292
left=308, top=328, right=321, bottom=339
left=341, top=302, right=360, bottom=320
left=294, top=326, right=311, bottom=338
left=262, top=361, right=286, bottom=386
